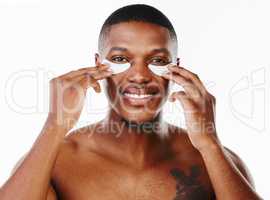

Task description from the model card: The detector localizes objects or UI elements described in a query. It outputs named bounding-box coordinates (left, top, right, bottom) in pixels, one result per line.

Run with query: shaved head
left=98, top=4, right=178, bottom=54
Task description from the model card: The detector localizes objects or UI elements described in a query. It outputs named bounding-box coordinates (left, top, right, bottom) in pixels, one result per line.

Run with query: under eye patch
left=101, top=59, right=176, bottom=76
left=148, top=63, right=174, bottom=76
left=101, top=59, right=130, bottom=74
left=148, top=63, right=176, bottom=92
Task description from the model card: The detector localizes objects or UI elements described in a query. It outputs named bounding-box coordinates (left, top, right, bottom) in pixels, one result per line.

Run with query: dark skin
left=0, top=21, right=261, bottom=200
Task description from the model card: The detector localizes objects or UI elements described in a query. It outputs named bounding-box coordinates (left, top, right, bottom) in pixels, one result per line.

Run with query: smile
left=121, top=92, right=158, bottom=106
left=123, top=93, right=154, bottom=99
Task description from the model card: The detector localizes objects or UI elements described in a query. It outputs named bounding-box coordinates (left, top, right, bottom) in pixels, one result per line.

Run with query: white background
left=0, top=0, right=269, bottom=198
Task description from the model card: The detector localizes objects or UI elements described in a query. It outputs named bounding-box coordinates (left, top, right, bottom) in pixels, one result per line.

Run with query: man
left=0, top=4, right=262, bottom=200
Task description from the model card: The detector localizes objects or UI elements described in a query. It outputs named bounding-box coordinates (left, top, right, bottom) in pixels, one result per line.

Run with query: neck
left=94, top=109, right=172, bottom=169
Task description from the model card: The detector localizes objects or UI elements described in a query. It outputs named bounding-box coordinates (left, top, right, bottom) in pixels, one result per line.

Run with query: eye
left=150, top=57, right=170, bottom=66
left=111, top=56, right=129, bottom=63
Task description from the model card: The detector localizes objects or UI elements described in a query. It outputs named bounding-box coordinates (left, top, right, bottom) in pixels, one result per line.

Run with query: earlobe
left=95, top=53, right=101, bottom=66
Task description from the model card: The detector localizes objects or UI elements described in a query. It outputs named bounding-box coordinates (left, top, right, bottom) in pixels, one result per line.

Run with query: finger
left=64, top=67, right=112, bottom=82
left=59, top=64, right=110, bottom=79
left=64, top=67, right=111, bottom=92
left=87, top=69, right=113, bottom=80
left=87, top=75, right=102, bottom=93
left=78, top=74, right=101, bottom=92
left=167, top=65, right=207, bottom=93
left=162, top=72, right=201, bottom=99
left=73, top=73, right=102, bottom=93
left=91, top=81, right=101, bottom=93
left=66, top=73, right=89, bottom=83
left=170, top=91, right=197, bottom=111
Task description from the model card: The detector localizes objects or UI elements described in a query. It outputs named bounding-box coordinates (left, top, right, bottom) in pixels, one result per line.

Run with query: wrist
left=43, top=117, right=69, bottom=136
left=196, top=136, right=223, bottom=155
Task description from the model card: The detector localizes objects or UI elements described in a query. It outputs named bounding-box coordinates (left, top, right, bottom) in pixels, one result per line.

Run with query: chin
left=118, top=107, right=161, bottom=125
left=123, top=115, right=152, bottom=125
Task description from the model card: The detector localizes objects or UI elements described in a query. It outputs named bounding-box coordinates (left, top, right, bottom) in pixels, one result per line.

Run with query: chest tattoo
left=170, top=166, right=211, bottom=200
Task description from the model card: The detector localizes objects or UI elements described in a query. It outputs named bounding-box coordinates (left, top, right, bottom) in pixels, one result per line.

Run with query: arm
left=224, top=147, right=255, bottom=187
left=162, top=64, right=262, bottom=199
left=0, top=63, right=112, bottom=200
left=0, top=123, right=65, bottom=200
left=199, top=141, right=261, bottom=200
left=9, top=153, right=58, bottom=200
left=8, top=139, right=64, bottom=200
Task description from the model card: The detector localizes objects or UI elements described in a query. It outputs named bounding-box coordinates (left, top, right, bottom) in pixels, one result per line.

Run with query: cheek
left=104, top=76, right=121, bottom=101
left=156, top=77, right=170, bottom=98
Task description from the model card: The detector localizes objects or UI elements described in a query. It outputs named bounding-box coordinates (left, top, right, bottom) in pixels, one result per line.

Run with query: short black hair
left=98, top=4, right=178, bottom=53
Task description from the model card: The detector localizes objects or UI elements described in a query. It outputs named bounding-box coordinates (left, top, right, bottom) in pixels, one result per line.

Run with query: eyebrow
left=108, top=46, right=171, bottom=56
left=108, top=46, right=128, bottom=53
left=150, top=48, right=170, bottom=55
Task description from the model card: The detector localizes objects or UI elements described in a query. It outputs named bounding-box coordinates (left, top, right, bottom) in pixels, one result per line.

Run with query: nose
left=126, top=61, right=152, bottom=84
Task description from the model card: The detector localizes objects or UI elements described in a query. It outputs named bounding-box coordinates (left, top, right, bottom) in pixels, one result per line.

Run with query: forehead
left=102, top=21, right=174, bottom=54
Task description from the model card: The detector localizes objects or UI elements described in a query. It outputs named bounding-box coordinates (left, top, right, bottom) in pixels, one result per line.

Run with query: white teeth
left=123, top=93, right=153, bottom=99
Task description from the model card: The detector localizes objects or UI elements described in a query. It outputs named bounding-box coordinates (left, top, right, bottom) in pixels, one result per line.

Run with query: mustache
left=119, top=83, right=161, bottom=95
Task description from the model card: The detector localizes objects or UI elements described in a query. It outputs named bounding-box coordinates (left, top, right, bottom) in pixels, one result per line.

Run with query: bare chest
left=52, top=155, right=215, bottom=200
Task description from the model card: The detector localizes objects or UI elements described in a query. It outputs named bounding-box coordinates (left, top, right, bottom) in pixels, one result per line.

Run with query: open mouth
left=120, top=85, right=160, bottom=105
left=123, top=93, right=155, bottom=99
left=121, top=92, right=157, bottom=106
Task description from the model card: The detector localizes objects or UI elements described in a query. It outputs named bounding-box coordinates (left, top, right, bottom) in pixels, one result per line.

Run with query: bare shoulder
left=53, top=122, right=103, bottom=165
left=166, top=123, right=256, bottom=189
left=62, top=122, right=102, bottom=151
left=166, top=123, right=194, bottom=149
left=223, top=147, right=256, bottom=188
left=166, top=123, right=189, bottom=142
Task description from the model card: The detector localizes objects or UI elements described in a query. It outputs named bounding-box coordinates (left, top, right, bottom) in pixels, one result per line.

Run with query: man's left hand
left=162, top=64, right=220, bottom=151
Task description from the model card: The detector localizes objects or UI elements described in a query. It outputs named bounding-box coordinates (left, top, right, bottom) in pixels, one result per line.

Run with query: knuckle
left=208, top=92, right=214, bottom=98
left=212, top=96, right=216, bottom=103
left=69, top=70, right=76, bottom=73
left=193, top=73, right=199, bottom=79
left=207, top=92, right=216, bottom=102
left=185, top=79, right=193, bottom=84
left=88, top=73, right=96, bottom=82
left=200, top=89, right=208, bottom=97
left=182, top=79, right=192, bottom=86
left=79, top=67, right=89, bottom=71
left=63, top=77, right=73, bottom=82
left=82, top=72, right=89, bottom=78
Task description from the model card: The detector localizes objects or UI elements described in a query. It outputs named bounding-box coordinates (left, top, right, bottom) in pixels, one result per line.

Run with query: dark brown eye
left=150, top=58, right=169, bottom=66
left=111, top=56, right=129, bottom=63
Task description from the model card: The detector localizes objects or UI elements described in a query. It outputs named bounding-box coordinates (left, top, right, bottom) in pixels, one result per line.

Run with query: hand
left=162, top=65, right=220, bottom=151
left=45, top=64, right=112, bottom=134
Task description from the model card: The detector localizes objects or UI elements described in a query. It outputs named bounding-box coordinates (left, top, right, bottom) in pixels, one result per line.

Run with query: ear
left=95, top=53, right=101, bottom=66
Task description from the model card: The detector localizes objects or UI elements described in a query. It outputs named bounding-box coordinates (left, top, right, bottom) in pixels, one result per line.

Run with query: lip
left=121, top=85, right=159, bottom=95
left=119, top=84, right=160, bottom=106
left=121, top=92, right=156, bottom=106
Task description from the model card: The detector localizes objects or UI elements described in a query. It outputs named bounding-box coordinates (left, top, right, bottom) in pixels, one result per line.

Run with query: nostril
left=127, top=72, right=152, bottom=84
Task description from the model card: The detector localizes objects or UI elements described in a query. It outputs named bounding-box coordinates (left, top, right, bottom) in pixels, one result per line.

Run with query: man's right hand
left=45, top=64, right=112, bottom=134
left=0, top=64, right=112, bottom=200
